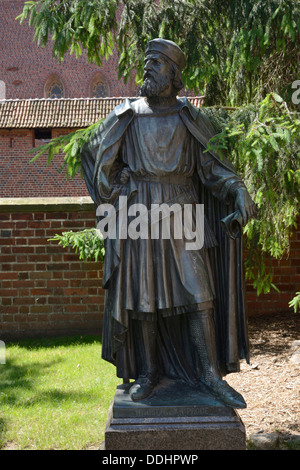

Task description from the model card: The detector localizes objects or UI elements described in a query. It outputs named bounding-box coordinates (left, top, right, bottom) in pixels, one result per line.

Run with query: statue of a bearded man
left=81, top=39, right=257, bottom=408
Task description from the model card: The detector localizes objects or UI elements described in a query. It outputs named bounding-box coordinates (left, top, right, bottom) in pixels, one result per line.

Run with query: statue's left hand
left=234, top=188, right=258, bottom=225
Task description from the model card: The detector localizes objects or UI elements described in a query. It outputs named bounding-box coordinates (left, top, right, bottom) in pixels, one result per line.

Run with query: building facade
left=0, top=97, right=128, bottom=197
left=0, top=0, right=135, bottom=100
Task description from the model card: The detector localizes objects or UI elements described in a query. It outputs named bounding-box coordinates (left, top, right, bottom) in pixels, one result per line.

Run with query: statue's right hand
left=120, top=167, right=131, bottom=184
left=234, top=188, right=258, bottom=225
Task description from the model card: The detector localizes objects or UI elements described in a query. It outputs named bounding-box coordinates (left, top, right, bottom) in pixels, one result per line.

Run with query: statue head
left=140, top=38, right=186, bottom=98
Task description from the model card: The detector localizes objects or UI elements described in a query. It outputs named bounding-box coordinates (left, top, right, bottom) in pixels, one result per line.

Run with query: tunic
left=107, top=101, right=215, bottom=327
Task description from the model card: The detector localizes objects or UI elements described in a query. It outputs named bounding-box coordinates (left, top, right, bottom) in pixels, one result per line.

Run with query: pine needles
left=203, top=93, right=300, bottom=297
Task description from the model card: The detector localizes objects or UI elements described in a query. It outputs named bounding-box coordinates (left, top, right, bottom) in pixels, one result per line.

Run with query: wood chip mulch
left=226, top=311, right=300, bottom=439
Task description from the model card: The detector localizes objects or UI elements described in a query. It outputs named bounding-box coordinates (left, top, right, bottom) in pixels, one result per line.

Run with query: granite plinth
left=104, top=379, right=246, bottom=450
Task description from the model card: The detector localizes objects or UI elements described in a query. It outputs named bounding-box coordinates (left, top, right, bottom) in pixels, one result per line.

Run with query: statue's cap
left=145, top=38, right=186, bottom=71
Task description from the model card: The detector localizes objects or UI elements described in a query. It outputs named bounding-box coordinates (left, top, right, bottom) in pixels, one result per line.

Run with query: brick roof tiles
left=0, top=96, right=204, bottom=129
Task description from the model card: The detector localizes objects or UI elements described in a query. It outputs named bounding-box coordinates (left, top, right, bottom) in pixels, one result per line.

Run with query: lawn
left=0, top=336, right=121, bottom=450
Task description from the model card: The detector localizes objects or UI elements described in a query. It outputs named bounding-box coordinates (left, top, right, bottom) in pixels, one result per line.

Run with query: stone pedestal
left=105, top=379, right=246, bottom=450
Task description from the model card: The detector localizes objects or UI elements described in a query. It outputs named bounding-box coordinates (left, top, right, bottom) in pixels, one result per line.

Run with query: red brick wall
left=0, top=128, right=89, bottom=198
left=246, top=224, right=300, bottom=317
left=0, top=199, right=105, bottom=340
left=1, top=0, right=135, bottom=99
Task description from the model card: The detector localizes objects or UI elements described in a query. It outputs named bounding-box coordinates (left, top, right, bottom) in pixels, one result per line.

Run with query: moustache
left=143, top=72, right=157, bottom=82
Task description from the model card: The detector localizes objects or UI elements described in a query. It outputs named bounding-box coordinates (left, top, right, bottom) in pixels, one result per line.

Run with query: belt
left=134, top=174, right=192, bottom=186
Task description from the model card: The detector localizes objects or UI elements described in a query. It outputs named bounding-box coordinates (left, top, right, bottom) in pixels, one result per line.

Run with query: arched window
left=89, top=74, right=109, bottom=98
left=44, top=75, right=65, bottom=99
left=92, top=81, right=107, bottom=98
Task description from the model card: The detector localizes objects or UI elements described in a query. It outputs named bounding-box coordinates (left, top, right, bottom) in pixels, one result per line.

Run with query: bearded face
left=140, top=55, right=174, bottom=98
left=140, top=70, right=173, bottom=97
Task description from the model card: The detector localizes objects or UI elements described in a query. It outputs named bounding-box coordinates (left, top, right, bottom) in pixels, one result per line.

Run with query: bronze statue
left=80, top=39, right=257, bottom=408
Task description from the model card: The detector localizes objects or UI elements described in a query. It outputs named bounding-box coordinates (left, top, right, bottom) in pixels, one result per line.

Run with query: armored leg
left=188, top=310, right=246, bottom=408
left=129, top=319, right=159, bottom=401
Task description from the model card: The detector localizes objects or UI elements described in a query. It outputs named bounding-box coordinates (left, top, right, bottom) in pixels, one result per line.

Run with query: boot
left=129, top=319, right=159, bottom=401
left=188, top=310, right=246, bottom=409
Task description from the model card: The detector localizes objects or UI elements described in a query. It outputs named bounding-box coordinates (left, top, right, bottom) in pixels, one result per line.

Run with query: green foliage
left=203, top=93, right=300, bottom=297
left=17, top=0, right=300, bottom=106
left=29, top=120, right=103, bottom=179
left=49, top=229, right=105, bottom=262
left=289, top=292, right=300, bottom=313
left=17, top=0, right=116, bottom=66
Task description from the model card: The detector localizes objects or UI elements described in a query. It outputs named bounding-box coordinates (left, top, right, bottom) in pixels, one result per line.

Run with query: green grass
left=0, top=336, right=121, bottom=450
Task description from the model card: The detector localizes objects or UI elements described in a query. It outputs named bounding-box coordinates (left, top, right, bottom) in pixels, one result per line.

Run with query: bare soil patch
left=226, top=311, right=300, bottom=440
